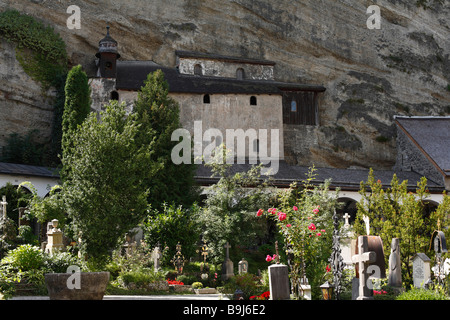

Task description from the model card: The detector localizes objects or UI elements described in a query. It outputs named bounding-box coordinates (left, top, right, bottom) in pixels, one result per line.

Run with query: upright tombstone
left=340, top=212, right=354, bottom=265
left=238, top=258, right=248, bottom=275
left=388, top=238, right=402, bottom=292
left=221, top=242, right=234, bottom=281
left=430, top=227, right=448, bottom=286
left=45, top=219, right=63, bottom=255
left=352, top=235, right=376, bottom=300
left=412, top=253, right=431, bottom=288
left=268, top=241, right=290, bottom=300
left=1, top=195, right=7, bottom=218
left=171, top=242, right=186, bottom=274
left=151, top=244, right=161, bottom=272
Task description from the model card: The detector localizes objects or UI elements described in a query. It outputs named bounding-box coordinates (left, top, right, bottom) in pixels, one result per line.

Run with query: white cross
left=1, top=195, right=7, bottom=219
left=362, top=215, right=370, bottom=235
left=343, top=213, right=351, bottom=227
left=352, top=236, right=376, bottom=300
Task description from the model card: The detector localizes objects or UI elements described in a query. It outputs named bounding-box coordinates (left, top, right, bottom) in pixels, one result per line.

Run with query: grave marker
left=388, top=238, right=402, bottom=291
left=221, top=242, right=234, bottom=281
left=268, top=241, right=290, bottom=300
left=412, top=253, right=431, bottom=288
left=352, top=235, right=376, bottom=300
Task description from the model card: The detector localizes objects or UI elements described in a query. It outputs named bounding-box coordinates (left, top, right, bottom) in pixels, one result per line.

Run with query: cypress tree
left=61, top=65, right=91, bottom=180
left=133, top=69, right=198, bottom=209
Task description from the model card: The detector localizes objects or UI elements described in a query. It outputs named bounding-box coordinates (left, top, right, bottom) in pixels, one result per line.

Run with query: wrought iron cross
left=275, top=241, right=280, bottom=264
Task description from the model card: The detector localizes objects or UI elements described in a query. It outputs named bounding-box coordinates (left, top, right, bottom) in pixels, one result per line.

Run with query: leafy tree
left=195, top=146, right=272, bottom=264
left=133, top=69, right=198, bottom=209
left=61, top=65, right=91, bottom=180
left=141, top=203, right=201, bottom=266
left=354, top=169, right=450, bottom=288
left=62, top=101, right=158, bottom=269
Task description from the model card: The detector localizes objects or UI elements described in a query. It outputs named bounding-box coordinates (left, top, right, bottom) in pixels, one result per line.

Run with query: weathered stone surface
left=0, top=0, right=448, bottom=169
left=45, top=272, right=110, bottom=300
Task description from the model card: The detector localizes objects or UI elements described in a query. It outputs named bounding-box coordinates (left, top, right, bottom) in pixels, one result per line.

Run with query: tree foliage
left=354, top=169, right=450, bottom=288
left=62, top=101, right=158, bottom=268
left=61, top=65, right=91, bottom=178
left=195, top=146, right=273, bottom=264
left=133, top=69, right=198, bottom=209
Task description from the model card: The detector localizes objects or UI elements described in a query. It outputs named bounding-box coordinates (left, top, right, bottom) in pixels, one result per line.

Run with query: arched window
left=110, top=91, right=119, bottom=101
left=250, top=96, right=257, bottom=106
left=194, top=64, right=203, bottom=76
left=236, top=68, right=245, bottom=80
left=203, top=94, right=210, bottom=104
left=291, top=100, right=297, bottom=112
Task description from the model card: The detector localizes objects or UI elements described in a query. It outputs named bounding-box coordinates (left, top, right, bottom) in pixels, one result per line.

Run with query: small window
left=110, top=91, right=119, bottom=101
left=291, top=100, right=297, bottom=112
left=194, top=64, right=203, bottom=76
left=203, top=94, right=210, bottom=104
left=250, top=96, right=257, bottom=105
left=236, top=68, right=245, bottom=80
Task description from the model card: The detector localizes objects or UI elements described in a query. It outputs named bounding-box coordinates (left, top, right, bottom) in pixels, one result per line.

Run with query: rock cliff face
left=0, top=0, right=449, bottom=169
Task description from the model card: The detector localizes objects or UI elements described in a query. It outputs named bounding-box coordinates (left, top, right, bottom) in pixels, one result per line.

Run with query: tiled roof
left=0, top=162, right=59, bottom=178
left=195, top=161, right=445, bottom=192
left=115, top=61, right=325, bottom=93
left=395, top=116, right=450, bottom=177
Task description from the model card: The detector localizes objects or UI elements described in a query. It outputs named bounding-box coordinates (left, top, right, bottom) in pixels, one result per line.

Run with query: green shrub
left=1, top=245, right=44, bottom=271
left=192, top=282, right=203, bottom=289
left=45, top=251, right=81, bottom=273
left=396, top=287, right=448, bottom=300
left=176, top=274, right=196, bottom=285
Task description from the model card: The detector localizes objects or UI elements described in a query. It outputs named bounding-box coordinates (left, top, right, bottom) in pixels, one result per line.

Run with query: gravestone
left=268, top=241, right=291, bottom=300
left=221, top=242, right=234, bottom=281
left=238, top=258, right=248, bottom=275
left=412, top=253, right=431, bottom=288
left=388, top=238, right=402, bottom=292
left=45, top=219, right=63, bottom=255
left=430, top=228, right=448, bottom=286
left=1, top=195, right=7, bottom=218
left=151, top=245, right=161, bottom=271
left=352, top=235, right=376, bottom=300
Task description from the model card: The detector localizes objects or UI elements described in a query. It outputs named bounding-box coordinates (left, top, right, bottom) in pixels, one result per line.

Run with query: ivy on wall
left=0, top=9, right=68, bottom=166
left=0, top=9, right=67, bottom=89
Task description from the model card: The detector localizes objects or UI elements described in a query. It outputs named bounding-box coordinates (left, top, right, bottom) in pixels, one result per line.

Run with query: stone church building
left=86, top=27, right=449, bottom=220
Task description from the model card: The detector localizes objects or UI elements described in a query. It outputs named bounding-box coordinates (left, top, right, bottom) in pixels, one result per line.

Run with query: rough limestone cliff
left=0, top=0, right=449, bottom=169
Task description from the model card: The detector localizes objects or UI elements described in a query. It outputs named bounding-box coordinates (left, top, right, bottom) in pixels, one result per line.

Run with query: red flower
left=326, top=265, right=331, bottom=272
left=278, top=212, right=287, bottom=221
left=256, top=209, right=263, bottom=217
left=308, top=223, right=316, bottom=231
left=293, top=206, right=298, bottom=211
left=313, top=206, right=320, bottom=214
left=167, top=279, right=184, bottom=285
left=286, top=224, right=292, bottom=227
left=265, top=255, right=273, bottom=262
left=316, top=232, right=322, bottom=236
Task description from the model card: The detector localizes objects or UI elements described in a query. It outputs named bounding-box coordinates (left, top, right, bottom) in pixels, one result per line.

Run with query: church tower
left=95, top=26, right=120, bottom=78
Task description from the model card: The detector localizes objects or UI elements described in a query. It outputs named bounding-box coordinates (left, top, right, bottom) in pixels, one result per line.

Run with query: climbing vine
left=0, top=9, right=67, bottom=89
left=0, top=9, right=68, bottom=166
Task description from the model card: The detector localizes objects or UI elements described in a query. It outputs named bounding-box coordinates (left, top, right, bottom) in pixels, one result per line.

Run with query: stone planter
left=45, top=272, right=110, bottom=300
left=194, top=288, right=217, bottom=294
